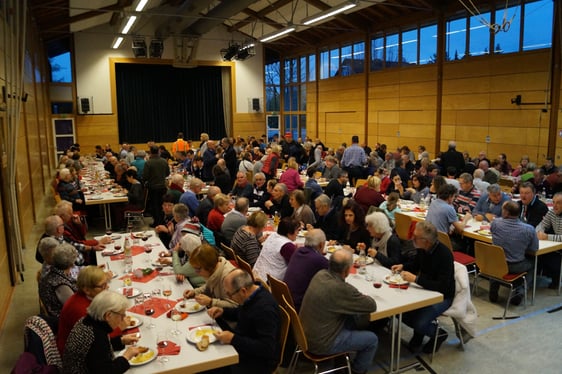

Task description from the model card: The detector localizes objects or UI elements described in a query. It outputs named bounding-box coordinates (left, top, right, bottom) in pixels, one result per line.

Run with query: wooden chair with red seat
left=236, top=255, right=255, bottom=281
left=220, top=242, right=238, bottom=266
left=437, top=231, right=477, bottom=276
left=267, top=274, right=295, bottom=309
left=282, top=295, right=352, bottom=374
left=394, top=212, right=415, bottom=241
left=473, top=241, right=527, bottom=319
left=124, top=187, right=148, bottom=229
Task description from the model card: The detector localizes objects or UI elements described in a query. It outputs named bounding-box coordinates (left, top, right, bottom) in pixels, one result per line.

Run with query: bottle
left=541, top=187, right=547, bottom=201
left=273, top=211, right=280, bottom=229
left=358, top=249, right=367, bottom=275
left=124, top=237, right=133, bottom=274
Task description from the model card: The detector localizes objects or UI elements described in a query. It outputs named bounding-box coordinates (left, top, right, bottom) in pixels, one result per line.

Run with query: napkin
left=110, top=246, right=146, bottom=260
left=157, top=340, right=181, bottom=356
left=127, top=297, right=178, bottom=318
left=388, top=284, right=409, bottom=290
left=118, top=269, right=159, bottom=283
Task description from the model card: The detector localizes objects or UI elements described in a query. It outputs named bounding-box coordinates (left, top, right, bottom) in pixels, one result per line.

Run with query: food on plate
left=129, top=318, right=136, bottom=327
left=385, top=273, right=407, bottom=284
left=137, top=346, right=149, bottom=353
left=190, top=302, right=201, bottom=311
left=129, top=349, right=155, bottom=364
left=195, top=328, right=217, bottom=338
left=327, top=246, right=337, bottom=253
left=196, top=335, right=210, bottom=351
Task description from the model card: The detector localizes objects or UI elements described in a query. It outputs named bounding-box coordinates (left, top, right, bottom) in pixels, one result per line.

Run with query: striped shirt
left=536, top=210, right=562, bottom=242
left=453, top=186, right=481, bottom=214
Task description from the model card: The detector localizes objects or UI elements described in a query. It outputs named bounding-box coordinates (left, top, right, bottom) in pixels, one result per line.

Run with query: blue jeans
left=328, top=325, right=378, bottom=373
left=402, top=298, right=453, bottom=338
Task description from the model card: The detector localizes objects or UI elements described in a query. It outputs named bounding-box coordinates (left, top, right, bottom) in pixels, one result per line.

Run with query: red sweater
left=57, top=291, right=91, bottom=353
left=207, top=208, right=225, bottom=232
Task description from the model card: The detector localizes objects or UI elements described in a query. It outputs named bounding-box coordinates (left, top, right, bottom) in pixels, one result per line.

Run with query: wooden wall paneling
left=75, top=114, right=119, bottom=153
left=322, top=111, right=363, bottom=149
left=232, top=112, right=266, bottom=139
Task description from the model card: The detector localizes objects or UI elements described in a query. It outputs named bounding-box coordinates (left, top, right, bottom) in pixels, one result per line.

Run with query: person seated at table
left=473, top=183, right=511, bottom=222
left=183, top=244, right=238, bottom=308
left=249, top=172, right=267, bottom=207
left=444, top=167, right=461, bottom=190
left=321, top=155, right=342, bottom=180
left=39, top=243, right=78, bottom=318
left=426, top=184, right=471, bottom=235
left=130, top=150, right=146, bottom=180
left=221, top=197, right=249, bottom=245
left=253, top=217, right=299, bottom=282
left=304, top=168, right=323, bottom=203
left=206, top=193, right=231, bottom=232
left=279, top=157, right=304, bottom=193
left=55, top=201, right=109, bottom=266
left=166, top=173, right=185, bottom=203
left=358, top=211, right=402, bottom=269
left=152, top=193, right=176, bottom=248
left=353, top=175, right=385, bottom=213
left=112, top=169, right=144, bottom=230
left=334, top=200, right=370, bottom=252
left=57, top=266, right=137, bottom=353
left=491, top=201, right=538, bottom=304
left=284, top=229, right=329, bottom=311
left=179, top=177, right=204, bottom=218
left=325, top=170, right=349, bottom=208
left=208, top=269, right=280, bottom=374
left=168, top=203, right=197, bottom=249
left=379, top=192, right=401, bottom=226
left=263, top=182, right=293, bottom=218
left=57, top=168, right=85, bottom=211
left=289, top=190, right=315, bottom=226
left=392, top=221, right=455, bottom=353
left=62, top=290, right=141, bottom=373
left=231, top=171, right=253, bottom=199
left=479, top=159, right=499, bottom=184
left=170, top=232, right=206, bottom=287
left=195, top=185, right=220, bottom=226
left=453, top=173, right=481, bottom=214
left=308, top=194, right=340, bottom=241
left=231, top=211, right=268, bottom=267
left=536, top=192, right=562, bottom=289
left=404, top=173, right=430, bottom=203
left=519, top=181, right=548, bottom=228
left=300, top=249, right=378, bottom=374
left=37, top=237, right=67, bottom=280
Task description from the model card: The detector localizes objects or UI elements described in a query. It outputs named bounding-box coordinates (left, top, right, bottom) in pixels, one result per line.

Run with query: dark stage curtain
left=115, top=64, right=226, bottom=143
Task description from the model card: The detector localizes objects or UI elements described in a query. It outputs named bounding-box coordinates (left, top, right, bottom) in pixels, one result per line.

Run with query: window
left=523, top=0, right=553, bottom=51
left=353, top=42, right=365, bottom=74
left=265, top=59, right=280, bottom=112
left=419, top=24, right=437, bottom=64
left=320, top=50, right=329, bottom=79
left=401, top=29, right=418, bottom=65
left=469, top=12, right=490, bottom=56
left=371, top=35, right=384, bottom=71
left=49, top=51, right=72, bottom=83
left=300, top=56, right=307, bottom=82
left=386, top=33, right=399, bottom=65
left=340, top=44, right=352, bottom=76
left=308, top=54, right=316, bottom=81
left=329, top=47, right=340, bottom=77
left=446, top=18, right=467, bottom=60
left=284, top=58, right=297, bottom=84
left=494, top=4, right=520, bottom=54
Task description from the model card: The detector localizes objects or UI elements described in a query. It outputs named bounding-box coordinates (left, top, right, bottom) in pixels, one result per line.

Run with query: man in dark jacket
left=440, top=141, right=465, bottom=178
left=143, top=145, right=170, bottom=218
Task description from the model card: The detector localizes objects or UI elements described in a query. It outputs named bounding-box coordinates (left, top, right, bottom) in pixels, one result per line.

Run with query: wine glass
left=105, top=228, right=112, bottom=240
left=156, top=331, right=169, bottom=364
left=144, top=244, right=152, bottom=264
left=163, top=282, right=172, bottom=300
left=169, top=308, right=182, bottom=336
left=143, top=293, right=156, bottom=329
left=127, top=221, right=133, bottom=234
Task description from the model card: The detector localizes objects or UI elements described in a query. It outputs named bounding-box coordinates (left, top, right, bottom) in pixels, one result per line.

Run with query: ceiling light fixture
left=236, top=42, right=256, bottom=60
left=121, top=15, right=137, bottom=34
left=132, top=36, right=147, bottom=58
left=259, top=27, right=296, bottom=43
left=302, top=1, right=358, bottom=26
left=112, top=36, right=124, bottom=49
left=135, top=0, right=149, bottom=12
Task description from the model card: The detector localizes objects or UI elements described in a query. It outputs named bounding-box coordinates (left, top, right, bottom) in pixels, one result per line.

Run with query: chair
left=124, top=187, right=148, bottom=229
left=236, top=255, right=255, bottom=281
left=220, top=242, right=238, bottom=265
left=275, top=305, right=291, bottom=373
left=394, top=212, right=415, bottom=241
left=473, top=241, right=527, bottom=319
left=355, top=178, right=367, bottom=188
left=437, top=231, right=477, bottom=276
left=36, top=270, right=47, bottom=315
left=267, top=273, right=296, bottom=309
left=283, top=295, right=352, bottom=374
left=24, top=315, right=62, bottom=370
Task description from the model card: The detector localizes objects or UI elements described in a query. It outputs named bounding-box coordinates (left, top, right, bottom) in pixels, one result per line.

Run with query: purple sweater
left=283, top=246, right=329, bottom=311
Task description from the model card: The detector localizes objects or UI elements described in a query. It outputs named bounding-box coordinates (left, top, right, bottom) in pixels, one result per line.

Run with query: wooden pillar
left=548, top=0, right=561, bottom=157
left=434, top=9, right=445, bottom=155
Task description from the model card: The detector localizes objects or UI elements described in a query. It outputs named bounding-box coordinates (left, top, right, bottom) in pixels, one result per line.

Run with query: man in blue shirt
left=341, top=135, right=367, bottom=186
left=490, top=201, right=538, bottom=305
left=473, top=184, right=511, bottom=222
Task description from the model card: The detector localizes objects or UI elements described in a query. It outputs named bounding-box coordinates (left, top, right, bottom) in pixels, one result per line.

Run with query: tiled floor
left=1, top=199, right=562, bottom=373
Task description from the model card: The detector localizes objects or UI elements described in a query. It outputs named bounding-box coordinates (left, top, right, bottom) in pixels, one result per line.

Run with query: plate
left=128, top=348, right=157, bottom=366
left=354, top=257, right=374, bottom=266
left=477, top=229, right=492, bottom=236
left=297, top=230, right=308, bottom=238
left=248, top=207, right=261, bottom=213
left=113, top=193, right=127, bottom=197
left=415, top=213, right=427, bottom=218
left=132, top=232, right=152, bottom=239
left=177, top=299, right=206, bottom=313
left=101, top=248, right=124, bottom=256
left=116, top=287, right=141, bottom=298
left=111, top=234, right=122, bottom=240
left=186, top=326, right=221, bottom=344
left=326, top=245, right=341, bottom=253
left=88, top=196, right=103, bottom=200
left=384, top=274, right=409, bottom=285
left=124, top=316, right=143, bottom=330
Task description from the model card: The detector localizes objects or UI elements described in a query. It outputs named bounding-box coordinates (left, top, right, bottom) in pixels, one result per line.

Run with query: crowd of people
left=38, top=132, right=562, bottom=373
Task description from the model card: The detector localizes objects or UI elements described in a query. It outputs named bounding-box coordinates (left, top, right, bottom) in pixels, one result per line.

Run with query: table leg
left=558, top=253, right=562, bottom=296
left=532, top=256, right=538, bottom=305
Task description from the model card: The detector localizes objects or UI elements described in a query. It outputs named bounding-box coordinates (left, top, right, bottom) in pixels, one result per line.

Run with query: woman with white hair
left=57, top=167, right=84, bottom=210
left=171, top=232, right=206, bottom=287
left=358, top=211, right=402, bottom=269
left=38, top=243, right=78, bottom=317
left=62, top=290, right=142, bottom=373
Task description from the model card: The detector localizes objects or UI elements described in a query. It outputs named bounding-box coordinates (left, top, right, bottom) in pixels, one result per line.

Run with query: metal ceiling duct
left=183, top=0, right=259, bottom=37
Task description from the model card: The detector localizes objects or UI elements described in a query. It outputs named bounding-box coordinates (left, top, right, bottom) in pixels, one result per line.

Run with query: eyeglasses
left=226, top=288, right=241, bottom=298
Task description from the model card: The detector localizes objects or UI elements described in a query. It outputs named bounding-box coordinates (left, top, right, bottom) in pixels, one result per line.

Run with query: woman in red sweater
left=206, top=193, right=232, bottom=232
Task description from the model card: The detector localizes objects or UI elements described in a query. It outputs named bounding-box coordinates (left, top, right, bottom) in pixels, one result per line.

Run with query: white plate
left=111, top=234, right=122, bottom=240
left=325, top=245, right=342, bottom=254
left=116, top=287, right=141, bottom=298
left=297, top=230, right=308, bottom=238
left=124, top=316, right=143, bottom=330
left=177, top=300, right=205, bottom=313
left=88, top=196, right=103, bottom=200
left=384, top=274, right=409, bottom=285
left=101, top=248, right=124, bottom=256
left=248, top=207, right=261, bottom=213
left=186, top=326, right=221, bottom=344
left=477, top=229, right=492, bottom=236
left=128, top=348, right=157, bottom=366
left=354, top=257, right=374, bottom=265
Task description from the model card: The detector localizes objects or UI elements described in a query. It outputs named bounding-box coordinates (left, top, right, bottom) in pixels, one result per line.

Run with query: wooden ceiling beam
left=229, top=0, right=294, bottom=32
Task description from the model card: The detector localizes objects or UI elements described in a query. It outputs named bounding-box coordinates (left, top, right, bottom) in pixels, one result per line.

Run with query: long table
left=96, top=232, right=238, bottom=373
left=347, top=263, right=443, bottom=373
left=398, top=209, right=562, bottom=304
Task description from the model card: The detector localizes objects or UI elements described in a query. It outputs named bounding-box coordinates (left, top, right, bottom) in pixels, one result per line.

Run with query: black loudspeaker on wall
left=80, top=98, right=90, bottom=113
left=252, top=98, right=260, bottom=111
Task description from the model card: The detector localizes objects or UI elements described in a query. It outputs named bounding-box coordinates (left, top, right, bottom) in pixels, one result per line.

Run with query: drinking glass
left=156, top=331, right=169, bottom=364
left=144, top=244, right=152, bottom=264
left=169, top=308, right=182, bottom=336
left=143, top=293, right=156, bottom=329
left=163, top=282, right=172, bottom=300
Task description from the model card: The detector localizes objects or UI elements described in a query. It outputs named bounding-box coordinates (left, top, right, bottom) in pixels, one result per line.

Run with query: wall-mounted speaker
left=252, top=98, right=260, bottom=111
left=78, top=97, right=93, bottom=114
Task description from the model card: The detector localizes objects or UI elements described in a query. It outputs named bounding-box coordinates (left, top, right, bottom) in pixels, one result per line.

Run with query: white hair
left=87, top=290, right=130, bottom=321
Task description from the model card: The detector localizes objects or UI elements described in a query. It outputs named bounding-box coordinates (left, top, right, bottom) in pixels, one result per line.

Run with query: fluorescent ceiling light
left=135, top=0, right=149, bottom=12
left=121, top=16, right=137, bottom=34
left=302, top=1, right=357, bottom=26
left=112, top=36, right=124, bottom=49
left=259, top=27, right=296, bottom=43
